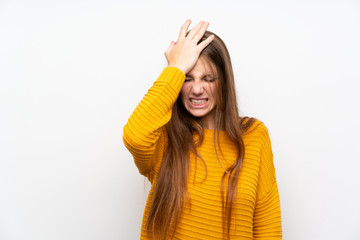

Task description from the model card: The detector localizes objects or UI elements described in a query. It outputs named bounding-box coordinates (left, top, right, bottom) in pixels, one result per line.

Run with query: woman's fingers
left=186, top=21, right=205, bottom=40
left=177, top=19, right=191, bottom=42
left=177, top=20, right=210, bottom=44
left=165, top=20, right=213, bottom=74
left=198, top=34, right=215, bottom=51
left=193, top=21, right=210, bottom=43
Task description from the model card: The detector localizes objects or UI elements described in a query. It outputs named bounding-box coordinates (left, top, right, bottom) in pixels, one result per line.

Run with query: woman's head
left=180, top=56, right=218, bottom=129
left=179, top=30, right=238, bottom=130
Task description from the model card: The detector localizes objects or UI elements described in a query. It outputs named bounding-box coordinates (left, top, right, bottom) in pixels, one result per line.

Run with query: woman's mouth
left=189, top=98, right=208, bottom=106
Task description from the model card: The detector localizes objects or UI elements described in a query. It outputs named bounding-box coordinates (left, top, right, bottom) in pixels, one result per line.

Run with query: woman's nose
left=191, top=80, right=204, bottom=95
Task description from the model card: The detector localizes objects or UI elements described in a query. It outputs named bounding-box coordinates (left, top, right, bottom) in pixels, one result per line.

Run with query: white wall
left=1, top=0, right=359, bottom=239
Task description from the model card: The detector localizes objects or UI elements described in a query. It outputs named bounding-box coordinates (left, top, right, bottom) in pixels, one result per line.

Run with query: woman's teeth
left=191, top=99, right=207, bottom=104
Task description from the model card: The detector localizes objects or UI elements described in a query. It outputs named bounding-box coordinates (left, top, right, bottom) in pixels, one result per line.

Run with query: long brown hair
left=146, top=31, right=256, bottom=239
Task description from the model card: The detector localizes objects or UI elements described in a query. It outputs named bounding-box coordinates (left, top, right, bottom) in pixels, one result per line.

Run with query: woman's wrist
left=167, top=64, right=187, bottom=75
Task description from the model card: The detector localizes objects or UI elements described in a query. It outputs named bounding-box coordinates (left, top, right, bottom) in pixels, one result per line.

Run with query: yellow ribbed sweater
left=123, top=67, right=282, bottom=239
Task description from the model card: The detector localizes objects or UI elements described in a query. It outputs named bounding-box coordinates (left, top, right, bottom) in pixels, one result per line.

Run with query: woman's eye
left=205, top=79, right=215, bottom=82
left=185, top=79, right=192, bottom=82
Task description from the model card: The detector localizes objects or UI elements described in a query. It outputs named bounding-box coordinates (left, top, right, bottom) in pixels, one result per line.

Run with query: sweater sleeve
left=253, top=123, right=282, bottom=239
left=122, top=67, right=185, bottom=180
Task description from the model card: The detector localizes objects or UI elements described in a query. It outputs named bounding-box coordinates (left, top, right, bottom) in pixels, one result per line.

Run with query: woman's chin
left=187, top=109, right=207, bottom=118
left=187, top=108, right=215, bottom=119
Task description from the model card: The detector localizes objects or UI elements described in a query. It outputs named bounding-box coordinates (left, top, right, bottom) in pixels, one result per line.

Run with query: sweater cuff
left=157, top=66, right=185, bottom=92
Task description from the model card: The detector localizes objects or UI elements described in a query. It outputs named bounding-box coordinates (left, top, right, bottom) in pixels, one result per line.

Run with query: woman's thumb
left=166, top=41, right=176, bottom=52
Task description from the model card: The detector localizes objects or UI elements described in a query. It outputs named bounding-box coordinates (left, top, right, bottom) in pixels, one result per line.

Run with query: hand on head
left=165, top=20, right=214, bottom=74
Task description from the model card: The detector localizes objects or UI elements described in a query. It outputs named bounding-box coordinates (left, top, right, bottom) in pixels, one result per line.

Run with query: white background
left=1, top=0, right=360, bottom=239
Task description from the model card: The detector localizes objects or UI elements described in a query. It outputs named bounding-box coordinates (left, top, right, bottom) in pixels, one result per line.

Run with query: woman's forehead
left=186, top=57, right=217, bottom=77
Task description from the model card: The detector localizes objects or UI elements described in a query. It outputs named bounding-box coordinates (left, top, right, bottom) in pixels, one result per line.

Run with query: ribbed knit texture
left=123, top=67, right=282, bottom=239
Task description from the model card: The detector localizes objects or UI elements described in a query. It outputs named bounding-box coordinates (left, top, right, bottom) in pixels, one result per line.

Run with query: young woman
left=123, top=20, right=282, bottom=240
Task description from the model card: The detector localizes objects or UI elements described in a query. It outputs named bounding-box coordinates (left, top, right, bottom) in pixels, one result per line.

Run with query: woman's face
left=180, top=56, right=218, bottom=129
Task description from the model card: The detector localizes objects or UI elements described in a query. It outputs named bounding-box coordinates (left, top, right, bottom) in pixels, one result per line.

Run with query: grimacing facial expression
left=180, top=56, right=218, bottom=128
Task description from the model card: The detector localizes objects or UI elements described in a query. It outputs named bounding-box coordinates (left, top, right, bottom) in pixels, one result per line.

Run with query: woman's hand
left=165, top=20, right=214, bottom=74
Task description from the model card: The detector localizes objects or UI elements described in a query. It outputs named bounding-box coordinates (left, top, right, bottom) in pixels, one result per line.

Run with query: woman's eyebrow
left=204, top=74, right=217, bottom=78
left=185, top=74, right=216, bottom=78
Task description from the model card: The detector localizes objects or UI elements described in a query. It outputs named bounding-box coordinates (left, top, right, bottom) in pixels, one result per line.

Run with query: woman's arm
left=122, top=67, right=185, bottom=178
left=123, top=20, right=214, bottom=180
left=253, top=123, right=282, bottom=239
